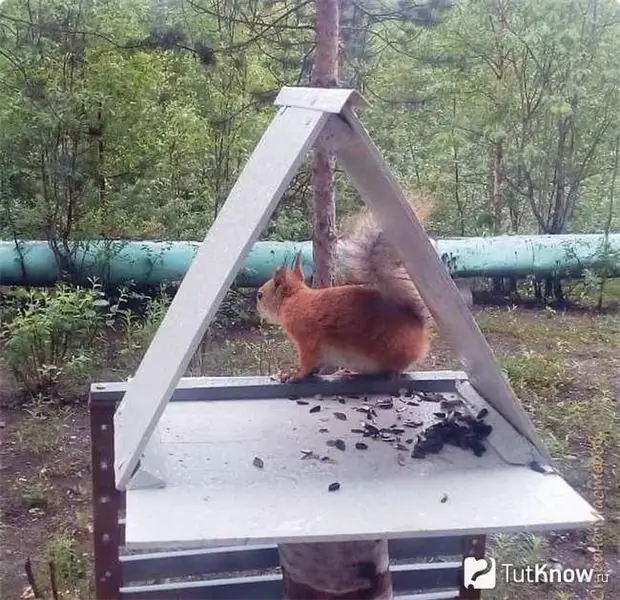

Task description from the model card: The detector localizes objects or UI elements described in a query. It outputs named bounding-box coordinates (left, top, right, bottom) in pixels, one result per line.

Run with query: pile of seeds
left=250, top=389, right=495, bottom=492
left=410, top=409, right=493, bottom=458
left=294, top=389, right=494, bottom=462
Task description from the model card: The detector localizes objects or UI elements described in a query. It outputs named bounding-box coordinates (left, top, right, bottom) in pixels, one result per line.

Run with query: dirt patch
left=0, top=406, right=93, bottom=598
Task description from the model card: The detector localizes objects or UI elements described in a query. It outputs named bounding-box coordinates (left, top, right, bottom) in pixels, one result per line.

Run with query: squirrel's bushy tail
left=336, top=194, right=431, bottom=325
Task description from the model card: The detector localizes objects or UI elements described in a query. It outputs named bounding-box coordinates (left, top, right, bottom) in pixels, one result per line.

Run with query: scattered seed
left=364, top=423, right=380, bottom=436
left=440, top=493, right=448, bottom=503
left=404, top=420, right=423, bottom=428
left=296, top=399, right=309, bottom=406
left=406, top=438, right=414, bottom=444
left=309, top=405, right=321, bottom=413
left=326, top=439, right=337, bottom=447
left=377, top=399, right=394, bottom=409
left=351, top=428, right=365, bottom=434
left=288, top=394, right=300, bottom=401
left=319, top=428, right=329, bottom=433
left=355, top=442, right=368, bottom=450
left=334, top=412, right=347, bottom=421
left=338, top=397, right=347, bottom=404
left=301, top=452, right=320, bottom=460
left=328, top=482, right=341, bottom=492
left=433, top=412, right=447, bottom=418
left=321, top=456, right=336, bottom=464
left=406, top=401, right=420, bottom=406
left=252, top=457, right=264, bottom=469
left=441, top=399, right=463, bottom=410
left=411, top=447, right=426, bottom=459
left=396, top=406, right=407, bottom=413
left=477, top=408, right=489, bottom=419
left=335, top=439, right=346, bottom=451
left=422, top=393, right=443, bottom=403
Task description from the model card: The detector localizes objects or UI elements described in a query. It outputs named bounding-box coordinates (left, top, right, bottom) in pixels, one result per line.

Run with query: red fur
left=257, top=252, right=429, bottom=382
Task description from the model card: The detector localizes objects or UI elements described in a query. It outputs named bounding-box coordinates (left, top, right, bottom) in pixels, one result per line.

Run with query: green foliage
left=0, top=284, right=106, bottom=395
left=14, top=398, right=73, bottom=454
left=487, top=533, right=550, bottom=600
left=116, top=286, right=261, bottom=372
left=188, top=332, right=292, bottom=377
left=117, top=290, right=171, bottom=370
left=500, top=352, right=567, bottom=397
left=0, top=0, right=618, bottom=307
left=44, top=531, right=86, bottom=590
left=16, top=479, right=52, bottom=510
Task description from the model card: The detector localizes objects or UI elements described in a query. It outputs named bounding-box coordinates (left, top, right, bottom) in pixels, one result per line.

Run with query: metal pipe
left=1, top=234, right=618, bottom=287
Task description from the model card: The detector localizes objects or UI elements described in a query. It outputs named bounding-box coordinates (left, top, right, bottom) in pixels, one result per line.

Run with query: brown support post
left=279, top=540, right=393, bottom=599
left=310, top=0, right=340, bottom=288
left=90, top=400, right=123, bottom=600
left=459, top=535, right=487, bottom=600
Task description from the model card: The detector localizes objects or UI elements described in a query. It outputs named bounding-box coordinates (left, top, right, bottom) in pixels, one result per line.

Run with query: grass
left=44, top=531, right=87, bottom=590
left=500, top=353, right=568, bottom=397
left=187, top=329, right=293, bottom=377
left=477, top=307, right=620, bottom=350
left=15, top=480, right=52, bottom=510
left=487, top=532, right=550, bottom=600
left=13, top=400, right=72, bottom=456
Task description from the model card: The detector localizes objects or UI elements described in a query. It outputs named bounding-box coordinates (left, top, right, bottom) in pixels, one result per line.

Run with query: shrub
left=0, top=283, right=108, bottom=397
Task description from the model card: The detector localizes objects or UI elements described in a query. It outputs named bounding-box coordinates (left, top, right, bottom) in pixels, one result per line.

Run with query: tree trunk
left=310, top=0, right=340, bottom=288
left=279, top=540, right=393, bottom=599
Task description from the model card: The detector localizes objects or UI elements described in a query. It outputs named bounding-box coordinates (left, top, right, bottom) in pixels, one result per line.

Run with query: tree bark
left=310, top=0, right=340, bottom=288
left=279, top=540, right=393, bottom=599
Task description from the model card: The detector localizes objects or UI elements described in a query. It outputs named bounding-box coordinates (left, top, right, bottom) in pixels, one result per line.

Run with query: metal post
left=279, top=540, right=393, bottom=599
left=90, top=400, right=123, bottom=599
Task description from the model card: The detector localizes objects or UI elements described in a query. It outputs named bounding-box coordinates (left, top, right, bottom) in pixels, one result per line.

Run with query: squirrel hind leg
left=281, top=341, right=323, bottom=383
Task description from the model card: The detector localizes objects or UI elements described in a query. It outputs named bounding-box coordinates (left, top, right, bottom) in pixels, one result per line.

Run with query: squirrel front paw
left=331, top=368, right=356, bottom=381
left=279, top=369, right=317, bottom=383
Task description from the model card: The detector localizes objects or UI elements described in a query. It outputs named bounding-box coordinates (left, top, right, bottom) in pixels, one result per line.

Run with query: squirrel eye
left=257, top=291, right=263, bottom=300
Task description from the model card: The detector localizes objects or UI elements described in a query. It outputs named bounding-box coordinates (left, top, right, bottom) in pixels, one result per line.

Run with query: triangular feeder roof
left=113, top=86, right=551, bottom=490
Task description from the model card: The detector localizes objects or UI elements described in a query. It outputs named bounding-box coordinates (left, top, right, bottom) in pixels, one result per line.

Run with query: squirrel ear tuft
left=273, top=265, right=286, bottom=288
left=292, top=251, right=304, bottom=279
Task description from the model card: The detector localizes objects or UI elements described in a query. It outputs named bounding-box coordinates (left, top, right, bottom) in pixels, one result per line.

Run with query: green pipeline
left=0, top=234, right=618, bottom=287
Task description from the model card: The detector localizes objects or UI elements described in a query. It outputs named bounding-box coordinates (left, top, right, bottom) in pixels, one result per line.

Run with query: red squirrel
left=256, top=198, right=431, bottom=383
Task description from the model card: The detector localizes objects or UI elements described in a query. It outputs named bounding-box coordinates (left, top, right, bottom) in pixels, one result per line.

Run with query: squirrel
left=256, top=197, right=432, bottom=383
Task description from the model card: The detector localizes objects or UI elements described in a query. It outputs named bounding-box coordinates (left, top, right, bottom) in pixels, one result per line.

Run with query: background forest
left=1, top=0, right=619, bottom=257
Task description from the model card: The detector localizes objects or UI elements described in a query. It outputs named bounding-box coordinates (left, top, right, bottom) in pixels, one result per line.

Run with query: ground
left=0, top=303, right=618, bottom=600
